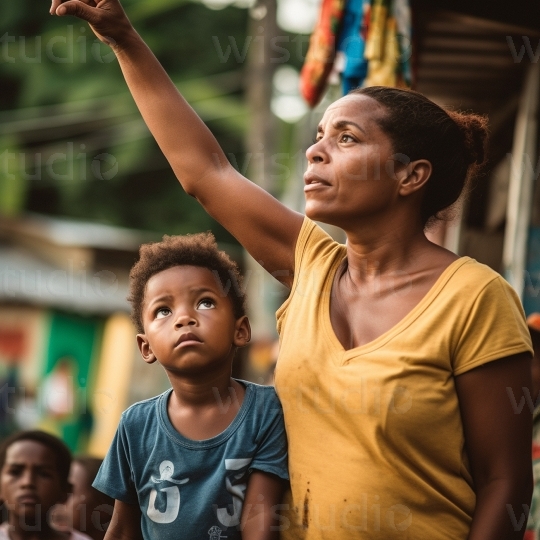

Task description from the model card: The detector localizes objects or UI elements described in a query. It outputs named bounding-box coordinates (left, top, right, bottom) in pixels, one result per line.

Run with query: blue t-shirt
left=93, top=381, right=288, bottom=540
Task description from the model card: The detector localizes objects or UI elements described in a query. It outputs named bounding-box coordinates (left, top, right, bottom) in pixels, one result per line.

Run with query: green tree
left=0, top=0, right=252, bottom=242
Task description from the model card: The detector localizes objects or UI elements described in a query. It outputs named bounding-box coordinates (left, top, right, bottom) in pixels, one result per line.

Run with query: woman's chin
left=304, top=203, right=334, bottom=226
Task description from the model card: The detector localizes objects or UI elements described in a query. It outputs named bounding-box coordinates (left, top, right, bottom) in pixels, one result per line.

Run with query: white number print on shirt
left=146, top=460, right=189, bottom=524
left=215, top=458, right=253, bottom=528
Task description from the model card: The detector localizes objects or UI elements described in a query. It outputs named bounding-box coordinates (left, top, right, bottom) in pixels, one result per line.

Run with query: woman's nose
left=305, top=139, right=327, bottom=164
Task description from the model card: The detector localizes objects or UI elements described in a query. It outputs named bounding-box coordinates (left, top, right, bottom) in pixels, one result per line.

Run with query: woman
left=50, top=1, right=534, bottom=538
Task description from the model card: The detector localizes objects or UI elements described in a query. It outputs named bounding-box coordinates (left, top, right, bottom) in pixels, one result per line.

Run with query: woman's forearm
left=468, top=478, right=533, bottom=540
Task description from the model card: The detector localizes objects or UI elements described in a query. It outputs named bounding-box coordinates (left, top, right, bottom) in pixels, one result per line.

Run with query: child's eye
left=156, top=307, right=171, bottom=319
left=198, top=298, right=215, bottom=310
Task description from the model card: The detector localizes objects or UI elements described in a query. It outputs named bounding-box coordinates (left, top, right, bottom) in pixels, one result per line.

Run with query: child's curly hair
left=128, top=232, right=246, bottom=334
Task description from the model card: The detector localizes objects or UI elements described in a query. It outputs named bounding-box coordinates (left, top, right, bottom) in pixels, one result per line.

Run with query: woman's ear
left=233, top=316, right=251, bottom=348
left=137, top=334, right=157, bottom=364
left=398, top=159, right=433, bottom=196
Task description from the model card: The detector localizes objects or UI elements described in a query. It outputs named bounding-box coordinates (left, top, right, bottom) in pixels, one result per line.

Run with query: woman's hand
left=50, top=0, right=135, bottom=49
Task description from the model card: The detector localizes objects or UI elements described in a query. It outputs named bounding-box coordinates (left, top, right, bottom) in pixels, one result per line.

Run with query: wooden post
left=244, top=0, right=282, bottom=346
left=502, top=62, right=540, bottom=295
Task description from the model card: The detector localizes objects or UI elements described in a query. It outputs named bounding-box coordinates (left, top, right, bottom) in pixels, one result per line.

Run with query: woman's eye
left=156, top=308, right=171, bottom=319
left=198, top=299, right=215, bottom=310
left=340, top=134, right=355, bottom=143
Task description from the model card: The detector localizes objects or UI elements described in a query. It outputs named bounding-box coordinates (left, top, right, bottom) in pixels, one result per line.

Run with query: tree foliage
left=0, top=0, right=250, bottom=242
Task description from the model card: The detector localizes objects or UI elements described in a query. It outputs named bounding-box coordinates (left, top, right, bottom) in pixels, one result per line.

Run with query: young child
left=91, top=233, right=288, bottom=540
left=0, top=430, right=91, bottom=540
left=54, top=457, right=114, bottom=540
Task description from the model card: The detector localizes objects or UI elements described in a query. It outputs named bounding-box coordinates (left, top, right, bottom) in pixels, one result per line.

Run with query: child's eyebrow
left=5, top=461, right=55, bottom=470
left=191, top=286, right=219, bottom=295
left=147, top=294, right=175, bottom=306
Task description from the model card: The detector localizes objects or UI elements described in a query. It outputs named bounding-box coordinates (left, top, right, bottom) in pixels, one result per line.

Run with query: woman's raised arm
left=50, top=0, right=304, bottom=284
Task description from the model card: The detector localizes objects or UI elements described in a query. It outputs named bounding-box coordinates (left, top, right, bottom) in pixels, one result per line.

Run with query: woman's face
left=304, top=94, right=404, bottom=229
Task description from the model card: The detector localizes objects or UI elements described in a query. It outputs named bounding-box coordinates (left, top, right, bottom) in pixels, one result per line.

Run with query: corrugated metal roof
left=0, top=213, right=155, bottom=251
left=0, top=245, right=130, bottom=314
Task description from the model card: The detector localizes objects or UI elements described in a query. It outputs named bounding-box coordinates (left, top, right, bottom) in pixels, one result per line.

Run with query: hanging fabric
left=334, top=0, right=371, bottom=94
left=299, top=0, right=347, bottom=108
left=300, top=0, right=413, bottom=108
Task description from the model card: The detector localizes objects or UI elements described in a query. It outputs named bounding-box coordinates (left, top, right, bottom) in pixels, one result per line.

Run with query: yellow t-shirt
left=274, top=218, right=533, bottom=540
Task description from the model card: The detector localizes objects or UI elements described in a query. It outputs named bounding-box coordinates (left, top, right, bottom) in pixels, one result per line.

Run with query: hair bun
left=446, top=110, right=489, bottom=167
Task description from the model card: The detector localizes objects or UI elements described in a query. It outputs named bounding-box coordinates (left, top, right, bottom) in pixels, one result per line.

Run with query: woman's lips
left=303, top=172, right=330, bottom=192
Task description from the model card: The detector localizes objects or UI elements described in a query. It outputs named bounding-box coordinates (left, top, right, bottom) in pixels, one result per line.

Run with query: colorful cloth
left=301, top=0, right=413, bottom=107
left=335, top=0, right=371, bottom=93
left=300, top=0, right=346, bottom=107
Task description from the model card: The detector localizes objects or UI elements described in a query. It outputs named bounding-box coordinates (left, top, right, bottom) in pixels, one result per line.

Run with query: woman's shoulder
left=293, top=217, right=346, bottom=277
left=445, top=256, right=506, bottom=292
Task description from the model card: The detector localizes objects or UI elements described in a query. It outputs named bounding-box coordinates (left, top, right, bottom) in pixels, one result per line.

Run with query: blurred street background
left=1, top=0, right=540, bottom=454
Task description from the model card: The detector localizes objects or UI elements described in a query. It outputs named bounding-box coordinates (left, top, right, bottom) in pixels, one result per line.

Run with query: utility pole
left=243, top=0, right=283, bottom=372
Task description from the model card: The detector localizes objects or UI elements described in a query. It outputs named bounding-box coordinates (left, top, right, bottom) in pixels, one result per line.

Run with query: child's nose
left=20, top=469, right=36, bottom=487
left=174, top=310, right=196, bottom=327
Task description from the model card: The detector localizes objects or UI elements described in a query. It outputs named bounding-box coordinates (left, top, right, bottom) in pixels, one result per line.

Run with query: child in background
left=0, top=430, right=91, bottom=540
left=92, top=233, right=288, bottom=540
left=66, top=457, right=114, bottom=540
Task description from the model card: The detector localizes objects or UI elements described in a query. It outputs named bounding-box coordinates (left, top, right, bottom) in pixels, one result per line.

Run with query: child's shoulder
left=240, top=380, right=283, bottom=416
left=241, top=379, right=279, bottom=397
left=120, top=389, right=171, bottom=425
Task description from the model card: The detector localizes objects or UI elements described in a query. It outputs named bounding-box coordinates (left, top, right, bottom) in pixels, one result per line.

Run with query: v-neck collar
left=321, top=254, right=473, bottom=362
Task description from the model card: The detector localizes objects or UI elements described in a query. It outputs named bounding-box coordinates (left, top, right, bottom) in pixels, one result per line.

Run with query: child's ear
left=233, top=316, right=251, bottom=348
left=137, top=334, right=157, bottom=364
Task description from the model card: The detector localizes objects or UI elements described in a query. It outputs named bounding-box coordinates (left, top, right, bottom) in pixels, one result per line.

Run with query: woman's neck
left=342, top=214, right=430, bottom=280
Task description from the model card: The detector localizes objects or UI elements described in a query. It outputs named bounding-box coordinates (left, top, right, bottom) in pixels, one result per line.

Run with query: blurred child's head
left=128, top=233, right=250, bottom=374
left=0, top=430, right=71, bottom=528
left=65, top=457, right=113, bottom=540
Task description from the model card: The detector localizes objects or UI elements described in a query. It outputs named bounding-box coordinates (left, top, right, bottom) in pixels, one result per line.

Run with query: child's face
left=65, top=461, right=92, bottom=533
left=0, top=440, right=67, bottom=524
left=137, top=265, right=250, bottom=375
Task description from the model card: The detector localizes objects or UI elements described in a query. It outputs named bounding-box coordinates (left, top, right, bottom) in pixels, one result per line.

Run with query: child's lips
left=17, top=494, right=39, bottom=504
left=175, top=332, right=202, bottom=348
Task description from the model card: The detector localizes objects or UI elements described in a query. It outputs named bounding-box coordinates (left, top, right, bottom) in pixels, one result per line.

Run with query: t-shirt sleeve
left=92, top=415, right=138, bottom=504
left=277, top=217, right=339, bottom=334
left=453, top=275, right=533, bottom=375
left=249, top=390, right=289, bottom=481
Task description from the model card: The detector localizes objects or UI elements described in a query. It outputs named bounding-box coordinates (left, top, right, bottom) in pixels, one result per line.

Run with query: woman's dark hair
left=351, top=86, right=488, bottom=226
left=0, top=430, right=71, bottom=486
left=129, top=232, right=246, bottom=334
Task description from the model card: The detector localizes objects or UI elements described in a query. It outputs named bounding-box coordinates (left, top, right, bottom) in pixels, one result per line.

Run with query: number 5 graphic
left=216, top=458, right=252, bottom=527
